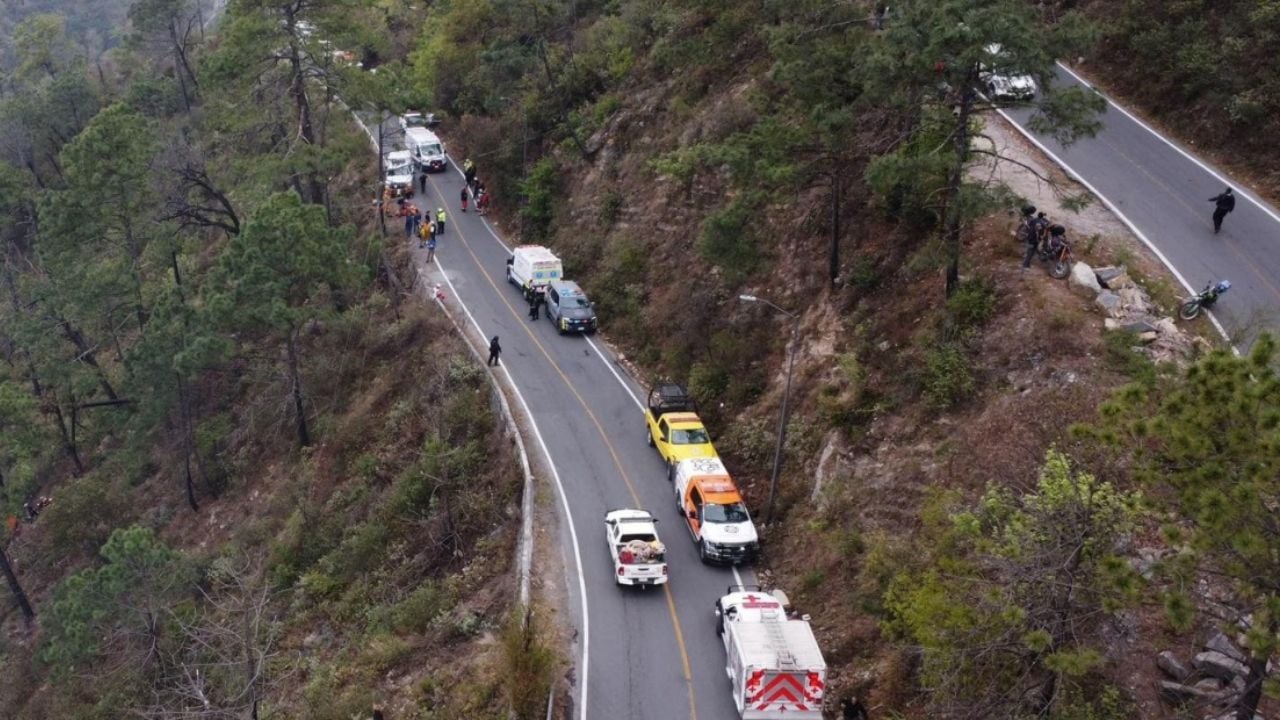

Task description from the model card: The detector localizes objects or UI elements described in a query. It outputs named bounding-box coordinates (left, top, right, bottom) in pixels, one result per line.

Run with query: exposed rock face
left=1069, top=261, right=1102, bottom=296
left=1194, top=650, right=1250, bottom=682
left=1157, top=650, right=1192, bottom=682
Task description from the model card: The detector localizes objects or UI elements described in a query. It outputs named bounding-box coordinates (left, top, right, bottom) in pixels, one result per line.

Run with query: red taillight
left=617, top=567, right=625, bottom=576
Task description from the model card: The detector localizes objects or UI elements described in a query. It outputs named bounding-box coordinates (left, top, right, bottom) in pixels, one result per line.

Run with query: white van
left=505, top=245, right=562, bottom=300
left=405, top=127, right=447, bottom=173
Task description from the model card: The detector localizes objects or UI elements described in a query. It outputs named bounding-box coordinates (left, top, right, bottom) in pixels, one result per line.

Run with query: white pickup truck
left=714, top=586, right=826, bottom=719
left=604, top=509, right=668, bottom=588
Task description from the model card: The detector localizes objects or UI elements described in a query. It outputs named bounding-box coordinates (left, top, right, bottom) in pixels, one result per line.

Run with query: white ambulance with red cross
left=713, top=586, right=827, bottom=719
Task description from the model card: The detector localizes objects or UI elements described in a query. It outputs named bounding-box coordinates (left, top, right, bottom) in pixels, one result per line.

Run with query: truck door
left=658, top=417, right=671, bottom=445
left=547, top=286, right=560, bottom=317
left=687, top=486, right=703, bottom=536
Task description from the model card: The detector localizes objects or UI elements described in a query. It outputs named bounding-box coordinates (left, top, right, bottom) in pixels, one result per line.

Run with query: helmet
left=1215, top=280, right=1232, bottom=293
left=1050, top=224, right=1065, bottom=236
left=438, top=208, right=444, bottom=213
left=1021, top=205, right=1036, bottom=216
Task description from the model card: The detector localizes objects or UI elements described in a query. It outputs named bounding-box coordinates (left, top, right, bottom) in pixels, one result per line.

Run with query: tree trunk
left=829, top=172, right=841, bottom=288
left=1236, top=614, right=1277, bottom=720
left=0, top=544, right=35, bottom=622
left=59, top=319, right=119, bottom=401
left=285, top=331, right=311, bottom=447
left=171, top=19, right=193, bottom=113
left=285, top=20, right=324, bottom=205
left=943, top=85, right=976, bottom=297
left=51, top=397, right=83, bottom=474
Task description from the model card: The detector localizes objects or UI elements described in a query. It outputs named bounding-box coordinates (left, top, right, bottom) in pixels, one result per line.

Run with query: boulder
left=1138, top=331, right=1159, bottom=344
left=1095, top=290, right=1123, bottom=317
left=1105, top=318, right=1120, bottom=331
left=1158, top=650, right=1192, bottom=681
left=1156, top=317, right=1179, bottom=335
left=1118, top=287, right=1152, bottom=313
left=1069, top=261, right=1102, bottom=296
left=1160, top=680, right=1218, bottom=705
left=1120, top=318, right=1158, bottom=334
left=1206, top=631, right=1247, bottom=662
left=1094, top=265, right=1126, bottom=284
left=1105, top=272, right=1135, bottom=290
left=1194, top=650, right=1250, bottom=682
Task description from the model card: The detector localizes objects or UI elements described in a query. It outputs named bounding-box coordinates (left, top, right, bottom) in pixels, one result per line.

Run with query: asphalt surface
left=372, top=118, right=756, bottom=720
left=1001, top=64, right=1280, bottom=345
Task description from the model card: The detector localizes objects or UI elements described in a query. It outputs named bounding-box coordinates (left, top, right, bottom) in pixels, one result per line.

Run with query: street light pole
left=738, top=294, right=799, bottom=526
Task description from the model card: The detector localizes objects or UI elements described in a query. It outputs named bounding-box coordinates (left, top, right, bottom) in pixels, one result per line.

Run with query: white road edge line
left=993, top=107, right=1235, bottom=351
left=454, top=145, right=751, bottom=593
left=1056, top=62, right=1280, bottom=226
left=354, top=114, right=590, bottom=719
left=434, top=261, right=592, bottom=720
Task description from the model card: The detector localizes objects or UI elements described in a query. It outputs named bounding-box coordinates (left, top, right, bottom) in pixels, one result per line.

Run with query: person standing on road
left=460, top=186, right=469, bottom=212
left=463, top=159, right=477, bottom=191
left=426, top=234, right=437, bottom=263
left=401, top=204, right=415, bottom=238
left=528, top=293, right=541, bottom=321
left=418, top=170, right=427, bottom=194
left=476, top=189, right=490, bottom=215
left=487, top=336, right=502, bottom=366
left=409, top=206, right=422, bottom=240
left=1209, top=187, right=1235, bottom=234
left=436, top=208, right=447, bottom=235
left=417, top=218, right=431, bottom=248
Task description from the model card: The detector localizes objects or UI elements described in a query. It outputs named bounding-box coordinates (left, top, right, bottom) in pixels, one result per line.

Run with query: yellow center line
left=418, top=178, right=699, bottom=720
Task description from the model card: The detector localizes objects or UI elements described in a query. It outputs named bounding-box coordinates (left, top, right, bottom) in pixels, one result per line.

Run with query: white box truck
left=405, top=127, right=447, bottom=173
left=505, top=245, right=562, bottom=300
left=714, top=587, right=827, bottom=719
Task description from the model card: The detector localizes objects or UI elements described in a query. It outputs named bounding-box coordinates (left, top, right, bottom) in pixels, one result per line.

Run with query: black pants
left=529, top=305, right=539, bottom=320
left=487, top=351, right=500, bottom=366
left=1213, top=207, right=1229, bottom=233
left=1022, top=241, right=1038, bottom=268
left=419, top=175, right=426, bottom=193
left=436, top=220, right=445, bottom=235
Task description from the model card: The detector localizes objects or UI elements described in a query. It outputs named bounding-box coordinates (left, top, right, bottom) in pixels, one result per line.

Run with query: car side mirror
left=687, top=510, right=697, bottom=520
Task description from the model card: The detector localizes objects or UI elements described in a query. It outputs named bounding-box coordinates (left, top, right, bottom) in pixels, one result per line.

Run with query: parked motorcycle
left=1179, top=280, right=1231, bottom=320
left=1038, top=225, right=1073, bottom=279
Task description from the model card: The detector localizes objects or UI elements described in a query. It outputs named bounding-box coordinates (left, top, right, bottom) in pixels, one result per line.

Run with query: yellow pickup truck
left=645, top=383, right=717, bottom=477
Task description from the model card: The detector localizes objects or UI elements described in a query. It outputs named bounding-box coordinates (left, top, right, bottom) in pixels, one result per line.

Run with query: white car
left=979, top=43, right=1037, bottom=101
left=383, top=150, right=415, bottom=198
left=398, top=112, right=439, bottom=134
left=604, top=509, right=668, bottom=588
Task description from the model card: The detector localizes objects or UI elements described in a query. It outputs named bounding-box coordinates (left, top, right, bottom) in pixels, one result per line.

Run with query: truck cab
left=645, top=384, right=716, bottom=470
left=673, top=457, right=759, bottom=564
left=545, top=280, right=597, bottom=334
left=714, top=587, right=826, bottom=719
left=505, top=245, right=563, bottom=301
left=405, top=127, right=447, bottom=173
left=383, top=150, right=415, bottom=198
left=604, top=509, right=668, bottom=588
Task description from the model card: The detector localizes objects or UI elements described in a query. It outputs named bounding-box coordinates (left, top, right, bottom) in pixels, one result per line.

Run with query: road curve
left=377, top=118, right=756, bottom=720
left=1001, top=64, right=1280, bottom=346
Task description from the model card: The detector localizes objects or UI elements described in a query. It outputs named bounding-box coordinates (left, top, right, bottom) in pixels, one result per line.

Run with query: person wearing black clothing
left=528, top=294, right=541, bottom=321
left=1021, top=212, right=1047, bottom=269
left=840, top=695, right=869, bottom=720
left=487, top=336, right=502, bottom=366
left=418, top=171, right=427, bottom=194
left=1209, top=188, right=1235, bottom=234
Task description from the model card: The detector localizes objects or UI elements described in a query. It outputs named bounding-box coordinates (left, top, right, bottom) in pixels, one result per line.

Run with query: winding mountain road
left=1001, top=63, right=1280, bottom=345
left=370, top=118, right=756, bottom=720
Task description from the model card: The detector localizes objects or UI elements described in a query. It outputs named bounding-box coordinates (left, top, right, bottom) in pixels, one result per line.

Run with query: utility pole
left=738, top=294, right=800, bottom=525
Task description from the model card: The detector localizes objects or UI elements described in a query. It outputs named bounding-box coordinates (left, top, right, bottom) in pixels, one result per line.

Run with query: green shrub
left=1102, top=330, right=1156, bottom=383
left=945, top=277, right=997, bottom=332
left=849, top=255, right=881, bottom=290
left=698, top=195, right=761, bottom=279
left=501, top=611, right=557, bottom=720
left=40, top=476, right=130, bottom=558
left=519, top=157, right=558, bottom=240
left=688, top=361, right=729, bottom=408
left=598, top=190, right=624, bottom=227
left=923, top=343, right=975, bottom=409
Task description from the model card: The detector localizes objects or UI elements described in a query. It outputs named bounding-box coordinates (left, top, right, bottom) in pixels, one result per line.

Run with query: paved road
left=372, top=119, right=755, bottom=720
left=1001, top=64, right=1280, bottom=345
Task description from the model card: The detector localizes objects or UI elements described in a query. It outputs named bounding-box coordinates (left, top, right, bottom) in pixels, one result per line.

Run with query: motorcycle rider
left=1209, top=188, right=1235, bottom=234
left=1021, top=211, right=1050, bottom=270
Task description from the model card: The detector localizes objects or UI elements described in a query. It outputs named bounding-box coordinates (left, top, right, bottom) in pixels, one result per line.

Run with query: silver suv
left=545, top=280, right=597, bottom=334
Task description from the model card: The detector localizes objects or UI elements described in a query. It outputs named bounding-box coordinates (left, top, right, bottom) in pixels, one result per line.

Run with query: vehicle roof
left=701, top=486, right=743, bottom=504
left=605, top=508, right=655, bottom=523
left=387, top=150, right=412, bottom=160
left=548, top=279, right=586, bottom=295
left=513, top=245, right=561, bottom=263
left=677, top=457, right=729, bottom=477
left=731, top=620, right=825, bottom=671
left=404, top=127, right=440, bottom=142
left=662, top=412, right=705, bottom=426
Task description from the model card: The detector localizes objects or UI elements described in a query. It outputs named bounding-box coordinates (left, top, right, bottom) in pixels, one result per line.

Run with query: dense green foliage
left=1082, top=335, right=1280, bottom=719
left=885, top=451, right=1140, bottom=719
left=1088, top=0, right=1280, bottom=187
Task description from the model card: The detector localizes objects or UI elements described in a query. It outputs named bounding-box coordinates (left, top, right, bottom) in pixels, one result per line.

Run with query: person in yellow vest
left=436, top=208, right=447, bottom=235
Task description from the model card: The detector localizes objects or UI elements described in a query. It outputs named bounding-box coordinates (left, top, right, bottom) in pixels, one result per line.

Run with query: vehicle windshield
left=670, top=427, right=709, bottom=444
left=403, top=115, right=427, bottom=128
left=387, top=161, right=413, bottom=176
left=704, top=502, right=750, bottom=524
left=419, top=142, right=443, bottom=156
left=619, top=533, right=656, bottom=544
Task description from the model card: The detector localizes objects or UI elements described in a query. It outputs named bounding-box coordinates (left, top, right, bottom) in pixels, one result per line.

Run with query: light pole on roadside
left=738, top=294, right=799, bottom=526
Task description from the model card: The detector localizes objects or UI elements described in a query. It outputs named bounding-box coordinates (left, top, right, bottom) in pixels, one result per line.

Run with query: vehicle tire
left=1050, top=258, right=1071, bottom=279
left=1179, top=299, right=1202, bottom=321
left=505, top=266, right=512, bottom=284
left=646, top=428, right=654, bottom=447
left=699, top=540, right=712, bottom=565
left=666, top=462, right=675, bottom=483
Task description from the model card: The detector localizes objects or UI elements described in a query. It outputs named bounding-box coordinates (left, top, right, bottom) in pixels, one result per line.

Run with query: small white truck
left=604, top=509, right=668, bottom=588
left=714, top=587, right=827, bottom=719
left=405, top=127, right=447, bottom=173
left=505, top=245, right=563, bottom=301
